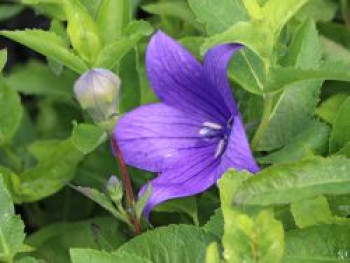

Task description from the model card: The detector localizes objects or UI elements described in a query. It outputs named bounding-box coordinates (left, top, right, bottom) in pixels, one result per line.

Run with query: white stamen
left=199, top=127, right=213, bottom=136
left=214, top=139, right=226, bottom=158
left=202, top=122, right=223, bottom=130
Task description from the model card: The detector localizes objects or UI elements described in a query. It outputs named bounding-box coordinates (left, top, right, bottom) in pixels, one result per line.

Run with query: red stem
left=110, top=135, right=142, bottom=234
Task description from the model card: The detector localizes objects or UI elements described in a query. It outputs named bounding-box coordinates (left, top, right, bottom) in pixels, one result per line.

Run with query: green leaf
left=218, top=171, right=284, bottom=263
left=95, top=34, right=145, bottom=70
left=265, top=61, right=350, bottom=94
left=0, top=4, right=24, bottom=22
left=71, top=185, right=126, bottom=223
left=117, top=225, right=217, bottom=263
left=262, top=0, right=309, bottom=35
left=295, top=0, right=337, bottom=22
left=316, top=93, right=350, bottom=125
left=258, top=19, right=322, bottom=151
left=258, top=121, right=330, bottom=164
left=202, top=21, right=273, bottom=64
left=0, top=177, right=25, bottom=262
left=233, top=156, right=350, bottom=206
left=330, top=97, right=350, bottom=153
left=0, top=78, right=23, bottom=145
left=71, top=123, right=107, bottom=154
left=321, top=36, right=350, bottom=63
left=142, top=1, right=204, bottom=32
left=205, top=243, right=220, bottom=263
left=0, top=29, right=88, bottom=74
left=4, top=60, right=75, bottom=100
left=63, top=0, right=101, bottom=63
left=291, top=195, right=333, bottom=228
left=283, top=224, right=350, bottom=262
left=119, top=49, right=141, bottom=112
left=97, top=0, right=131, bottom=43
left=203, top=209, right=224, bottom=239
left=71, top=249, right=151, bottom=263
left=0, top=49, right=7, bottom=72
left=15, top=257, right=43, bottom=263
left=19, top=123, right=106, bottom=203
left=154, top=196, right=199, bottom=226
left=188, top=0, right=248, bottom=35
left=27, top=217, right=127, bottom=263
left=135, top=184, right=151, bottom=220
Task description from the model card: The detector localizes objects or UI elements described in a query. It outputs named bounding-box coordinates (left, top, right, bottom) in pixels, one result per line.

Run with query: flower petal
left=219, top=114, right=260, bottom=176
left=146, top=31, right=230, bottom=124
left=203, top=44, right=243, bottom=115
left=139, top=149, right=221, bottom=217
left=114, top=103, right=218, bottom=172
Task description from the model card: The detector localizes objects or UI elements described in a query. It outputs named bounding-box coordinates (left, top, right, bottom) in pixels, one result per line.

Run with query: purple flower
left=114, top=31, right=259, bottom=216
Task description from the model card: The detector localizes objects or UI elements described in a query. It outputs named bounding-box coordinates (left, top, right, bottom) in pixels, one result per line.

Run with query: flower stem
left=110, top=135, right=142, bottom=235
left=251, top=94, right=274, bottom=150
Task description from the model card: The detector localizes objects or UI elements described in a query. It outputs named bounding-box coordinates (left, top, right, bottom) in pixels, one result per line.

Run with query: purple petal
left=218, top=114, right=260, bottom=177
left=146, top=31, right=231, bottom=124
left=203, top=44, right=243, bottom=115
left=139, top=150, right=221, bottom=217
left=114, top=103, right=218, bottom=172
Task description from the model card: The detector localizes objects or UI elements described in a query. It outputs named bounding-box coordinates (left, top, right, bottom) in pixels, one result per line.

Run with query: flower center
left=199, top=117, right=233, bottom=159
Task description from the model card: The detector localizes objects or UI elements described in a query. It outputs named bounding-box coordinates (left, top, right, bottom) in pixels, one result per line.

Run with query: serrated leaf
left=291, top=195, right=333, bottom=228
left=71, top=249, right=151, bottom=263
left=117, top=225, right=216, bottom=263
left=0, top=177, right=25, bottom=262
left=258, top=19, right=323, bottom=151
left=203, top=209, right=224, bottom=239
left=0, top=78, right=23, bottom=146
left=233, top=156, right=350, bottom=206
left=259, top=121, right=330, bottom=164
left=71, top=123, right=107, bottom=154
left=188, top=0, right=248, bottom=35
left=283, top=224, right=350, bottom=262
left=142, top=1, right=204, bottom=32
left=330, top=97, right=350, bottom=153
left=0, top=29, right=88, bottom=73
left=63, top=0, right=101, bottom=63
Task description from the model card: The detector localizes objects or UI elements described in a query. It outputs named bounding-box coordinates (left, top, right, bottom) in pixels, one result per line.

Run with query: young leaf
left=135, top=184, right=152, bottom=220
left=0, top=177, right=25, bottom=262
left=290, top=195, right=333, bottom=228
left=205, top=243, right=220, bottom=263
left=233, top=156, right=350, bottom=206
left=63, top=0, right=101, bottom=63
left=117, top=225, right=217, bottom=263
left=0, top=29, right=88, bottom=74
left=330, top=97, right=350, bottom=153
left=71, top=249, right=151, bottom=263
left=0, top=78, right=23, bottom=146
left=0, top=4, right=24, bottom=22
left=219, top=171, right=284, bottom=263
left=188, top=0, right=248, bottom=35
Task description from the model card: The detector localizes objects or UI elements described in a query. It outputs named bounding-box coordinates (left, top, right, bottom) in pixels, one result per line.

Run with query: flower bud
left=106, top=175, right=123, bottom=205
left=74, top=68, right=121, bottom=131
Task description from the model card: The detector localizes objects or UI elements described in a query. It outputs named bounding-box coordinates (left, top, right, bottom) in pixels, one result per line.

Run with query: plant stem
left=110, top=135, right=142, bottom=235
left=251, top=94, right=274, bottom=150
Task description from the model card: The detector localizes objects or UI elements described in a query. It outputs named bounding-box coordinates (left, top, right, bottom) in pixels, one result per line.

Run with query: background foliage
left=1, top=0, right=350, bottom=262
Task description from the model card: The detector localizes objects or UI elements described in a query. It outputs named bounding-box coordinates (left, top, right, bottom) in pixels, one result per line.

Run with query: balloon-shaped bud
left=74, top=68, right=121, bottom=130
